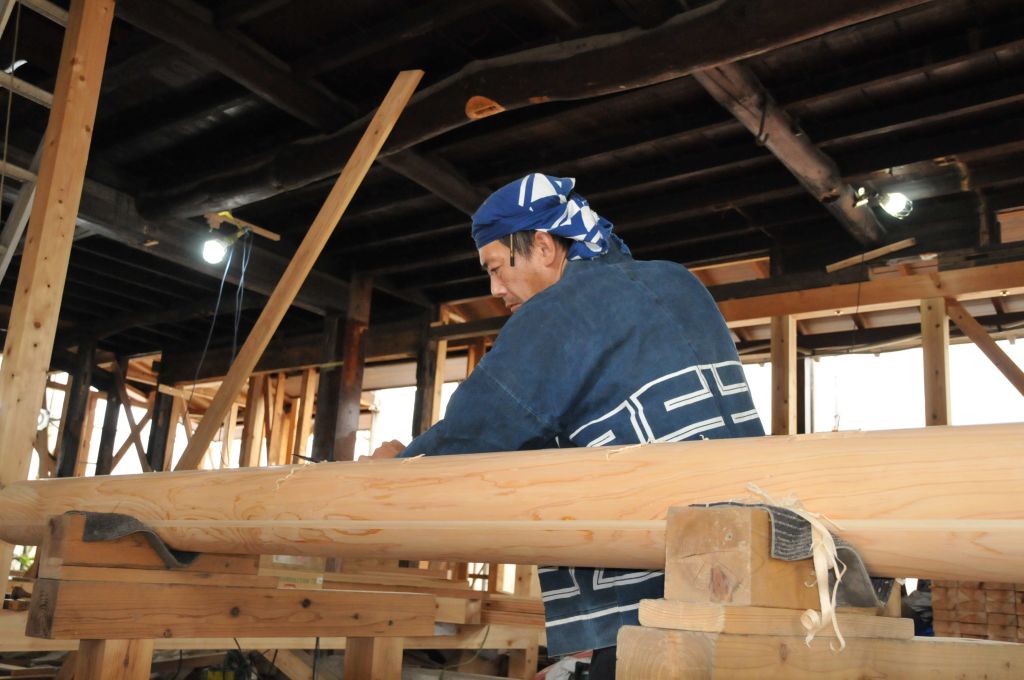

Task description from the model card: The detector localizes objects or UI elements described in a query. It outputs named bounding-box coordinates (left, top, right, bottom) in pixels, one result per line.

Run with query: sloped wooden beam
left=138, top=0, right=932, bottom=218
left=0, top=0, right=115, bottom=580
left=175, top=71, right=422, bottom=471
left=693, top=62, right=885, bottom=244
left=0, top=143, right=43, bottom=284
left=946, top=297, right=1024, bottom=397
left=2, top=423, right=1024, bottom=582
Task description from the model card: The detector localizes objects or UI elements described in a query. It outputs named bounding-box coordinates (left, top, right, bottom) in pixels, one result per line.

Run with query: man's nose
left=490, top=276, right=506, bottom=298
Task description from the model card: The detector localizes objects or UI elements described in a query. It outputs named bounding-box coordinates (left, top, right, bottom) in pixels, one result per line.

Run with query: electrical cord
left=187, top=245, right=234, bottom=413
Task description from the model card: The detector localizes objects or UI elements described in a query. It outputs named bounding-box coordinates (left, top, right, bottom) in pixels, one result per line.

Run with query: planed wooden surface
left=2, top=424, right=1024, bottom=579
left=27, top=578, right=435, bottom=639
left=921, top=297, right=951, bottom=426
left=616, top=626, right=1024, bottom=679
left=0, top=0, right=115, bottom=579
left=769, top=315, right=797, bottom=435
left=176, top=69, right=423, bottom=470
left=75, top=639, right=153, bottom=680
left=639, top=600, right=914, bottom=639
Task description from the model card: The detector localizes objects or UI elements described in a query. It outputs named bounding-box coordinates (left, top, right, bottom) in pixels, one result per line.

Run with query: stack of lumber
left=932, top=581, right=1024, bottom=642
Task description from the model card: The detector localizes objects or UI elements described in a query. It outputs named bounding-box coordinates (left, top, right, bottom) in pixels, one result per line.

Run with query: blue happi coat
left=400, top=242, right=764, bottom=654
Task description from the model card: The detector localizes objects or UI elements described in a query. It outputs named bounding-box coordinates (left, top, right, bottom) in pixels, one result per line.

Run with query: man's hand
left=367, top=439, right=407, bottom=460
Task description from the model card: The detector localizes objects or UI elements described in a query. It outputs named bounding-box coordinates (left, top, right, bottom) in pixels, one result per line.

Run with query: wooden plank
left=0, top=0, right=115, bottom=583
left=921, top=297, right=951, bottom=426
left=267, top=372, right=287, bottom=465
left=293, top=368, right=317, bottom=460
left=222, top=402, right=239, bottom=468
left=825, top=237, right=918, bottom=273
left=639, top=599, right=914, bottom=639
left=74, top=639, right=152, bottom=680
left=770, top=315, right=797, bottom=435
left=27, top=579, right=435, bottom=639
left=94, top=391, right=119, bottom=476
left=239, top=374, right=266, bottom=468
left=4, top=424, right=1024, bottom=581
left=344, top=637, right=403, bottom=680
left=946, top=297, right=1024, bottom=398
left=664, top=506, right=818, bottom=610
left=616, top=626, right=1024, bottom=679
left=175, top=70, right=422, bottom=470
left=0, top=72, right=53, bottom=108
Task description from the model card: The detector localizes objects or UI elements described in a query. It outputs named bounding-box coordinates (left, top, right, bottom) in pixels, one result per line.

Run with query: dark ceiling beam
left=379, top=150, right=490, bottom=216
left=115, top=0, right=348, bottom=130
left=693, top=62, right=886, bottom=245
left=138, top=0, right=935, bottom=219
left=611, top=0, right=683, bottom=27
left=117, top=0, right=488, bottom=223
left=215, top=0, right=290, bottom=29
left=291, top=0, right=503, bottom=78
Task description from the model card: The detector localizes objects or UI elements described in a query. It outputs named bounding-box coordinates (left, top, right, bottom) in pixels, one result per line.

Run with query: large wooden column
left=312, top=314, right=341, bottom=462
left=0, top=0, right=115, bottom=580
left=334, top=274, right=373, bottom=461
left=921, top=297, right=951, bottom=426
left=145, top=390, right=174, bottom=472
left=55, top=340, right=95, bottom=478
left=93, top=388, right=120, bottom=475
left=770, top=315, right=797, bottom=435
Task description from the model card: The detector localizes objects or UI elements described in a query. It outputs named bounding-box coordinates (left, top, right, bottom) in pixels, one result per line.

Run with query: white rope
left=746, top=483, right=848, bottom=651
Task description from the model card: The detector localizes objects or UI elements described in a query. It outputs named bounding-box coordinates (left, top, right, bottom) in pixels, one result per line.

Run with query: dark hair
left=500, top=231, right=570, bottom=263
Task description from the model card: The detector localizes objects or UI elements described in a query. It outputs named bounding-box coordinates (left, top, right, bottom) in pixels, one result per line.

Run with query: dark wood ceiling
left=2, top=0, right=1024, bottom=367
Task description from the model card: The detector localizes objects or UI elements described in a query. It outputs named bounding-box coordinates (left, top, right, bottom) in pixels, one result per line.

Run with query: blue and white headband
left=471, top=173, right=628, bottom=261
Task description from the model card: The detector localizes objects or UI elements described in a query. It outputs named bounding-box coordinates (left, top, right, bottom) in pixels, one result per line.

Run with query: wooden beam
left=0, top=143, right=42, bottom=284
left=379, top=150, right=489, bottom=216
left=0, top=0, right=114, bottom=582
left=693, top=62, right=884, bottom=244
left=111, top=358, right=152, bottom=473
left=0, top=72, right=53, bottom=108
left=293, top=368, right=317, bottom=461
left=921, top=297, right=951, bottom=426
left=175, top=70, right=422, bottom=471
left=719, top=261, right=1024, bottom=327
left=221, top=403, right=239, bottom=468
left=946, top=297, right=1024, bottom=398
left=136, top=0, right=933, bottom=217
left=19, top=0, right=69, bottom=26
left=239, top=375, right=266, bottom=468
left=145, top=391, right=174, bottom=471
left=412, top=315, right=447, bottom=436
left=826, top=237, right=918, bottom=273
left=770, top=315, right=796, bottom=435
left=4, top=423, right=1024, bottom=582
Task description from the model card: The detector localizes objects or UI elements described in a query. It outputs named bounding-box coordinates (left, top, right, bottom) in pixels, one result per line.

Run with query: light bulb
left=202, top=238, right=228, bottom=264
left=878, top=192, right=912, bottom=219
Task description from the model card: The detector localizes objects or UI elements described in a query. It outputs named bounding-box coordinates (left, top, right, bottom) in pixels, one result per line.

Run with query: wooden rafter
left=946, top=297, right=1024, bottom=398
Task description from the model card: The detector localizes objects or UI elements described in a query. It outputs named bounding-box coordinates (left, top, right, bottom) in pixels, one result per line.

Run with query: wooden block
left=953, top=587, right=985, bottom=606
left=41, top=514, right=259, bottom=576
left=933, top=620, right=960, bottom=637
left=987, top=613, right=1017, bottom=627
left=39, top=564, right=280, bottom=589
left=983, top=582, right=1016, bottom=590
left=959, top=622, right=989, bottom=636
left=664, top=506, right=818, bottom=609
left=931, top=586, right=950, bottom=609
left=931, top=608, right=957, bottom=624
left=435, top=597, right=482, bottom=625
left=956, top=612, right=987, bottom=625
left=617, top=626, right=1024, bottom=678
left=986, top=589, right=1016, bottom=605
left=986, top=600, right=1017, bottom=615
left=638, top=599, right=914, bottom=639
left=507, top=637, right=540, bottom=680
left=344, top=637, right=403, bottom=680
left=75, top=639, right=153, bottom=680
left=26, top=579, right=435, bottom=639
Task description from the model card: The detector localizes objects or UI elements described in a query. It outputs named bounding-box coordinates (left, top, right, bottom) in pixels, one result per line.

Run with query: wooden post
left=312, top=314, right=340, bottom=462
left=344, top=637, right=403, bottom=680
left=239, top=375, right=266, bottom=468
left=175, top=70, right=422, bottom=471
left=75, top=639, right=153, bottom=680
left=145, top=391, right=173, bottom=472
left=73, top=392, right=99, bottom=477
left=0, top=0, right=114, bottom=580
left=411, top=311, right=447, bottom=436
left=266, top=372, right=286, bottom=465
left=921, top=297, right=951, bottom=427
left=770, top=314, right=797, bottom=435
left=94, top=389, right=120, bottom=476
left=293, top=368, right=317, bottom=461
left=56, top=340, right=95, bottom=478
left=335, top=274, right=373, bottom=461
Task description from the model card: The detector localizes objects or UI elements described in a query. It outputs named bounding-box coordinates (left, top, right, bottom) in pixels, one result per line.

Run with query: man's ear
left=534, top=231, right=560, bottom=266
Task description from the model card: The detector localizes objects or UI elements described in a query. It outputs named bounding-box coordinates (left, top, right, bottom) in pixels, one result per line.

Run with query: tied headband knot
left=471, top=174, right=628, bottom=261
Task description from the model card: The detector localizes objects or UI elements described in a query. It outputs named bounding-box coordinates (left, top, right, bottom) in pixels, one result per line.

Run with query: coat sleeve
left=399, top=361, right=560, bottom=457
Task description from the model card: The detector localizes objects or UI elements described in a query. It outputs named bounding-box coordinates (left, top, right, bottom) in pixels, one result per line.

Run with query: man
left=373, top=173, right=763, bottom=678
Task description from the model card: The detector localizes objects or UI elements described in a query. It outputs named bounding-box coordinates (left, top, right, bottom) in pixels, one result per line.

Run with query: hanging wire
left=0, top=2, right=23, bottom=227
left=231, top=232, right=253, bottom=363
left=187, top=244, right=235, bottom=412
